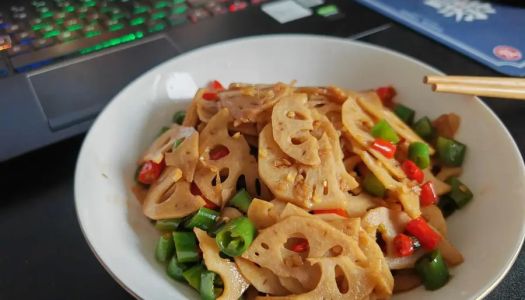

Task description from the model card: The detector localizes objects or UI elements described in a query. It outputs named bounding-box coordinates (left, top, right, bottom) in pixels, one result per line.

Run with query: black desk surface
left=1, top=2, right=523, bottom=299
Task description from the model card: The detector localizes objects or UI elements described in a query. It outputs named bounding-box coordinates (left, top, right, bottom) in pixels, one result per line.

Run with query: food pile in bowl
left=132, top=80, right=473, bottom=299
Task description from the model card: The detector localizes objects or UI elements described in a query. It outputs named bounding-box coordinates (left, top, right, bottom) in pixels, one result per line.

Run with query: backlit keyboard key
left=7, top=44, right=31, bottom=56
left=167, top=14, right=187, bottom=26
left=32, top=37, right=55, bottom=49
left=57, top=30, right=80, bottom=42
left=188, top=8, right=210, bottom=22
left=15, top=31, right=36, bottom=43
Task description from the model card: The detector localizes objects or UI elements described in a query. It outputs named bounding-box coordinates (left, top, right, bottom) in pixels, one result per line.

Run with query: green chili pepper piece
left=182, top=264, right=205, bottom=290
left=445, top=177, right=473, bottom=208
left=408, top=142, right=431, bottom=169
left=371, top=119, right=400, bottom=144
left=437, top=195, right=457, bottom=218
left=173, top=137, right=185, bottom=150
left=436, top=137, right=466, bottom=166
left=155, top=218, right=183, bottom=232
left=363, top=172, right=386, bottom=197
left=393, top=104, right=415, bottom=125
left=229, top=188, right=252, bottom=213
left=157, top=126, right=170, bottom=137
left=184, top=207, right=220, bottom=231
left=166, top=255, right=188, bottom=281
left=415, top=250, right=450, bottom=290
left=173, top=110, right=186, bottom=125
left=173, top=231, right=201, bottom=263
left=215, top=217, right=256, bottom=257
left=412, top=117, right=434, bottom=141
left=155, top=233, right=175, bottom=263
left=200, top=271, right=218, bottom=300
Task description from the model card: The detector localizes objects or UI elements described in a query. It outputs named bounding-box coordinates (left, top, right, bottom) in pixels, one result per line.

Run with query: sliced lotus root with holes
left=271, top=93, right=320, bottom=165
left=356, top=92, right=434, bottom=154
left=311, top=110, right=359, bottom=192
left=357, top=230, right=394, bottom=298
left=341, top=97, right=405, bottom=180
left=194, top=108, right=267, bottom=206
left=194, top=228, right=250, bottom=300
left=248, top=199, right=287, bottom=230
left=307, top=94, right=342, bottom=127
left=259, top=125, right=355, bottom=210
left=242, top=215, right=366, bottom=286
left=195, top=88, right=219, bottom=123
left=235, top=257, right=290, bottom=296
left=256, top=256, right=376, bottom=300
left=142, top=167, right=205, bottom=219
left=182, top=94, right=200, bottom=128
left=218, top=82, right=292, bottom=125
left=165, top=132, right=199, bottom=182
left=295, top=86, right=349, bottom=104
left=140, top=124, right=197, bottom=164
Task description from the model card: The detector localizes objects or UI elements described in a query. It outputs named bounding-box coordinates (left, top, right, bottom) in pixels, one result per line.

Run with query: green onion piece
left=393, top=104, right=415, bottom=125
left=155, top=218, right=183, bottom=232
left=415, top=250, right=450, bottom=290
left=155, top=233, right=175, bottom=263
left=229, top=188, right=252, bottom=213
left=166, top=255, right=188, bottom=281
left=173, top=231, right=201, bottom=263
left=408, top=142, right=431, bottom=169
left=182, top=264, right=205, bottom=290
left=363, top=172, right=386, bottom=197
left=173, top=110, right=186, bottom=125
left=184, top=207, right=220, bottom=231
left=436, top=137, right=466, bottom=166
left=215, top=217, right=256, bottom=257
left=412, top=117, right=434, bottom=141
left=157, top=126, right=170, bottom=137
left=437, top=195, right=456, bottom=218
left=200, top=271, right=219, bottom=300
left=371, top=119, right=400, bottom=144
left=445, top=177, right=473, bottom=208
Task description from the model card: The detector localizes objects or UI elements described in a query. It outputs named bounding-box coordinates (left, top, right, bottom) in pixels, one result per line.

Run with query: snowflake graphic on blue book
left=424, top=0, right=496, bottom=22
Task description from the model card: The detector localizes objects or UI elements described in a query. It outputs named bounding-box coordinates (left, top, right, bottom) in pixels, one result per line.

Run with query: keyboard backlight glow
left=79, top=32, right=144, bottom=55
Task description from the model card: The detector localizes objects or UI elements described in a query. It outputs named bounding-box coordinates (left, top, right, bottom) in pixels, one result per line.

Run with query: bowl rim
left=74, top=33, right=525, bottom=300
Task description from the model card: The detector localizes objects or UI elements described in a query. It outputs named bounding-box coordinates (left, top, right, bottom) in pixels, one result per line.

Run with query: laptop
left=0, top=0, right=389, bottom=161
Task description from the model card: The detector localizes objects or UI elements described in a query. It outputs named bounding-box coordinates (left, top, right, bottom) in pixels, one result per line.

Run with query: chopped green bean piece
left=445, top=177, right=473, bottom=208
left=155, top=233, right=175, bottom=263
left=184, top=207, right=220, bottom=231
left=229, top=189, right=252, bottom=213
left=408, top=142, right=431, bottom=169
left=173, top=231, right=200, bottom=263
left=166, top=255, right=187, bottom=281
left=393, top=104, right=415, bottom=125
left=155, top=218, right=183, bottom=232
left=182, top=264, right=205, bottom=290
left=412, top=117, right=434, bottom=141
left=436, top=137, right=466, bottom=166
left=215, top=217, right=256, bottom=257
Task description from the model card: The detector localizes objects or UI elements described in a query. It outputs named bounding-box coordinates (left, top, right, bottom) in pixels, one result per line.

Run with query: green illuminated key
left=111, top=13, right=127, bottom=21
left=172, top=5, right=188, bottom=15
left=67, top=24, right=83, bottom=32
left=43, top=29, right=60, bottom=38
left=79, top=31, right=144, bottom=55
left=84, top=1, right=97, bottom=7
left=151, top=11, right=167, bottom=20
left=130, top=17, right=145, bottom=26
left=155, top=1, right=170, bottom=9
left=64, top=5, right=75, bottom=13
left=133, top=6, right=149, bottom=14
left=109, top=23, right=125, bottom=31
left=148, top=22, right=166, bottom=33
left=41, top=11, right=54, bottom=19
left=172, top=0, right=186, bottom=4
left=316, top=4, right=339, bottom=17
left=85, top=30, right=101, bottom=38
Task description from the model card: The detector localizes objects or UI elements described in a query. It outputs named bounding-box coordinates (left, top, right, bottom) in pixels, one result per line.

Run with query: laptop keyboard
left=0, top=0, right=265, bottom=76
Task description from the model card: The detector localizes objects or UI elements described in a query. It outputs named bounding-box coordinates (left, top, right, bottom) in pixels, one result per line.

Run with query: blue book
left=356, top=0, right=525, bottom=76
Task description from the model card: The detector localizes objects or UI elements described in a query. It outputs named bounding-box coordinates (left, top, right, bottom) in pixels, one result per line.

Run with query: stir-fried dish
left=133, top=81, right=473, bottom=299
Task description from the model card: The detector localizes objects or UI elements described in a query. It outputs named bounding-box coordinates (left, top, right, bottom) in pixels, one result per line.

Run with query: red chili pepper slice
left=376, top=86, right=396, bottom=107
left=210, top=80, right=224, bottom=91
left=203, top=200, right=219, bottom=210
left=209, top=145, right=230, bottom=160
left=401, top=160, right=424, bottom=183
left=420, top=181, right=438, bottom=206
left=137, top=160, right=164, bottom=184
left=405, top=217, right=441, bottom=250
left=202, top=92, right=219, bottom=101
left=312, top=208, right=348, bottom=218
left=370, top=138, right=397, bottom=159
left=290, top=239, right=309, bottom=253
left=393, top=233, right=414, bottom=257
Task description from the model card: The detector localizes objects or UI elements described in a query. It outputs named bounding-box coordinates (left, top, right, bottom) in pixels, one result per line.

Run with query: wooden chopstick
left=424, top=75, right=525, bottom=100
left=424, top=76, right=525, bottom=88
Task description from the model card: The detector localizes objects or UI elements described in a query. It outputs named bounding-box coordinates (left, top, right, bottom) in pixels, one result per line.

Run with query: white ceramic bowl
left=74, top=35, right=525, bottom=300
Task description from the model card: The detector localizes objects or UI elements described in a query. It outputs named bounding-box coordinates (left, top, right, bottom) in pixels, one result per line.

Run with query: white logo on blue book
left=424, top=0, right=496, bottom=22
